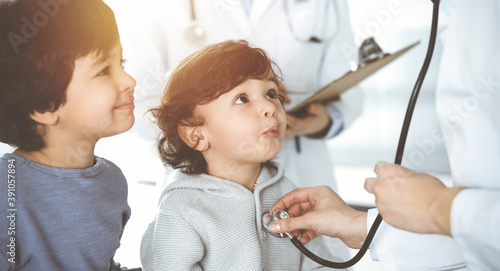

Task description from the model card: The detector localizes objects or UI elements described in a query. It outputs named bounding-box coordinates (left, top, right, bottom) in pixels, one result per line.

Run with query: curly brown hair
left=0, top=0, right=119, bottom=151
left=151, top=40, right=282, bottom=174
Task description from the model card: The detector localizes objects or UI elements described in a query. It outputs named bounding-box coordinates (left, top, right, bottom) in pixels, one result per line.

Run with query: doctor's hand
left=269, top=186, right=367, bottom=249
left=365, top=162, right=464, bottom=236
left=285, top=103, right=331, bottom=139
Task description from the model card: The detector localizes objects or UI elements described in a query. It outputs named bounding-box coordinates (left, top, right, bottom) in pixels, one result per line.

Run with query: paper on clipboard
left=287, top=41, right=421, bottom=114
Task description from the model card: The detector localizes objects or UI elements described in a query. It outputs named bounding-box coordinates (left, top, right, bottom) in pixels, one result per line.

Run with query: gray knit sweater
left=140, top=162, right=344, bottom=270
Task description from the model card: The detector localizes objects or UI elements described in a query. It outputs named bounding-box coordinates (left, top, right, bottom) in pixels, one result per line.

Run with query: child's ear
left=178, top=124, right=209, bottom=152
left=30, top=110, right=59, bottom=126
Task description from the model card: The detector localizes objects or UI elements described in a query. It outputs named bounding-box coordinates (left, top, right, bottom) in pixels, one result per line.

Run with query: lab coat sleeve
left=321, top=86, right=364, bottom=140
left=323, top=105, right=344, bottom=139
left=367, top=209, right=467, bottom=271
left=451, top=189, right=500, bottom=270
left=140, top=209, right=204, bottom=271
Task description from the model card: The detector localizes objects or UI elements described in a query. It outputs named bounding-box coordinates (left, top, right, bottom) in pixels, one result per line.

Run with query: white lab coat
left=109, top=0, right=363, bottom=190
left=368, top=0, right=500, bottom=270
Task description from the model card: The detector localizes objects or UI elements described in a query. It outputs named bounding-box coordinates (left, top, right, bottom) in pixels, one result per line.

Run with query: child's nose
left=120, top=70, right=136, bottom=93
left=260, top=99, right=277, bottom=118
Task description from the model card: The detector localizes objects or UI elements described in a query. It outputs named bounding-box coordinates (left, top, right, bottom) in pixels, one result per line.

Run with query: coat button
left=261, top=229, right=267, bottom=240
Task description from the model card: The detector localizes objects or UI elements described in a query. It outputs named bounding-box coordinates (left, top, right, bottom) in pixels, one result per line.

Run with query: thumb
left=269, top=216, right=306, bottom=233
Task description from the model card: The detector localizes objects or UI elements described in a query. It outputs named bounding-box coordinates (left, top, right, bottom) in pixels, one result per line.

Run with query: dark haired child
left=140, top=40, right=344, bottom=270
left=0, top=0, right=137, bottom=270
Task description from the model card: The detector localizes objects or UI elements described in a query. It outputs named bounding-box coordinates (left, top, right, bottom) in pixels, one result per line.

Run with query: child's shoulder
left=94, top=156, right=124, bottom=173
left=0, top=153, right=124, bottom=182
left=1, top=152, right=32, bottom=178
left=157, top=169, right=252, bottom=210
left=1, top=152, right=25, bottom=165
left=157, top=170, right=209, bottom=204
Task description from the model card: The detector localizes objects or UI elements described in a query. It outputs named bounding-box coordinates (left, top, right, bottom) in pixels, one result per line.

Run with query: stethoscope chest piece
left=185, top=22, right=206, bottom=46
left=262, top=209, right=290, bottom=238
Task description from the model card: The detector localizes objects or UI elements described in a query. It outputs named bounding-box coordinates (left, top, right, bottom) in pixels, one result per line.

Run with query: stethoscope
left=185, top=0, right=341, bottom=46
left=185, top=0, right=206, bottom=46
left=284, top=0, right=341, bottom=43
left=262, top=0, right=442, bottom=268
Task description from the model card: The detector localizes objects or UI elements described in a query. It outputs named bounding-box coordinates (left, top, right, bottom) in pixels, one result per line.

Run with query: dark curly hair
left=151, top=40, right=282, bottom=174
left=0, top=0, right=119, bottom=151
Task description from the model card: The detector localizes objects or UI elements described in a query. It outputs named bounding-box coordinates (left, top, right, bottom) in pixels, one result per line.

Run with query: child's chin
left=265, top=150, right=280, bottom=161
left=122, top=119, right=135, bottom=133
left=113, top=117, right=136, bottom=135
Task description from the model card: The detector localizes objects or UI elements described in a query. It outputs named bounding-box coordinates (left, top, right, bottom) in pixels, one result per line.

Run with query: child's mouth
left=114, top=99, right=135, bottom=110
left=263, top=126, right=279, bottom=137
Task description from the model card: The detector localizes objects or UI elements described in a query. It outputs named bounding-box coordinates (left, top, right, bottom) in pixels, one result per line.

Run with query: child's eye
left=98, top=67, right=110, bottom=76
left=121, top=59, right=127, bottom=69
left=266, top=89, right=279, bottom=99
left=278, top=94, right=285, bottom=104
left=235, top=95, right=250, bottom=104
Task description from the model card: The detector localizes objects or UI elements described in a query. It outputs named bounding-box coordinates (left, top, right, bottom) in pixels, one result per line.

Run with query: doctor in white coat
left=107, top=0, right=362, bottom=191
left=366, top=0, right=500, bottom=269
left=269, top=0, right=500, bottom=270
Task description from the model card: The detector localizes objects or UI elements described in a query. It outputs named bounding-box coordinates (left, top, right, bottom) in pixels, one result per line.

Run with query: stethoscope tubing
left=288, top=0, right=441, bottom=268
left=283, top=0, right=341, bottom=43
left=189, top=0, right=196, bottom=21
left=188, top=0, right=341, bottom=44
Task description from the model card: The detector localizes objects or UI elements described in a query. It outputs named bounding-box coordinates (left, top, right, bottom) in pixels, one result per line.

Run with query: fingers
left=298, top=230, right=319, bottom=245
left=285, top=114, right=299, bottom=128
left=269, top=187, right=320, bottom=234
left=364, top=161, right=388, bottom=194
left=285, top=109, right=329, bottom=138
left=286, top=202, right=314, bottom=217
left=365, top=161, right=401, bottom=193
left=364, top=177, right=376, bottom=194
left=284, top=115, right=301, bottom=138
left=270, top=187, right=320, bottom=213
left=373, top=161, right=390, bottom=175
left=373, top=161, right=413, bottom=178
left=269, top=186, right=333, bottom=235
left=307, top=103, right=324, bottom=115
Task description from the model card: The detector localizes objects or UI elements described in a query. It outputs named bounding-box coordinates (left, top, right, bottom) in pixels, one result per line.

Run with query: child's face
left=199, top=78, right=286, bottom=167
left=52, top=42, right=136, bottom=144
